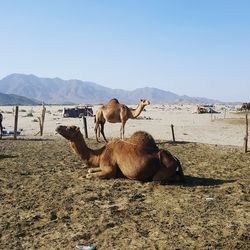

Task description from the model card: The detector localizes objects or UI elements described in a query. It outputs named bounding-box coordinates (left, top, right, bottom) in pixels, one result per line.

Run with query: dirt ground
left=0, top=136, right=249, bottom=249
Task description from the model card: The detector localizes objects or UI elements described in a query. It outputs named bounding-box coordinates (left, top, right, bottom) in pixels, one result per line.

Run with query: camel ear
left=76, top=127, right=80, bottom=132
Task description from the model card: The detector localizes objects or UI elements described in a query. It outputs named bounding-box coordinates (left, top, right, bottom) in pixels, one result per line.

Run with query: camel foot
left=88, top=168, right=95, bottom=174
left=87, top=168, right=102, bottom=176
left=96, top=138, right=108, bottom=143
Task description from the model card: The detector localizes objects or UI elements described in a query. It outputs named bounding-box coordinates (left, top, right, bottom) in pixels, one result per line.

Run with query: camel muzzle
left=55, top=125, right=63, bottom=134
left=55, top=125, right=69, bottom=137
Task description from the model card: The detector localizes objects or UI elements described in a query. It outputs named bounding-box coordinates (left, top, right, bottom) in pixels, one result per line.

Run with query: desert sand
left=0, top=104, right=249, bottom=249
left=0, top=104, right=248, bottom=146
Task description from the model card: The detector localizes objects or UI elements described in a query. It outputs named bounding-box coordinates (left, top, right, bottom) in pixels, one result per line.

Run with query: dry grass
left=214, top=117, right=249, bottom=125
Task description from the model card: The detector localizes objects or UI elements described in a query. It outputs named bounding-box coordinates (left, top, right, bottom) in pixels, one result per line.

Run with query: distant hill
left=0, top=92, right=41, bottom=105
left=0, top=73, right=220, bottom=105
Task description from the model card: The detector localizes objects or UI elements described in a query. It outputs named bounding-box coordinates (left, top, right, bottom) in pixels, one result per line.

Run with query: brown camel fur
left=56, top=125, right=184, bottom=182
left=0, top=113, right=3, bottom=139
left=94, top=98, right=150, bottom=142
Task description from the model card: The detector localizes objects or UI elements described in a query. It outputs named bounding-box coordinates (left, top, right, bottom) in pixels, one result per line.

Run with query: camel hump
left=107, top=98, right=120, bottom=105
left=129, top=131, right=158, bottom=151
left=110, top=98, right=119, bottom=103
left=103, top=98, right=121, bottom=110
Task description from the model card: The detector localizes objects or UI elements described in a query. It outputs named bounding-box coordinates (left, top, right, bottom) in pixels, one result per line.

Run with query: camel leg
left=86, top=166, right=117, bottom=179
left=94, top=122, right=101, bottom=142
left=120, top=122, right=126, bottom=139
left=100, top=122, right=108, bottom=142
left=0, top=123, right=2, bottom=139
left=98, top=125, right=100, bottom=138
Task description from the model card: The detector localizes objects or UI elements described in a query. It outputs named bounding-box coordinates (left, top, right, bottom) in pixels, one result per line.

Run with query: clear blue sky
left=0, top=0, right=249, bottom=102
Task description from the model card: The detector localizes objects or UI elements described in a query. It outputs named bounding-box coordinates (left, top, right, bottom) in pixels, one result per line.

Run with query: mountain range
left=0, top=73, right=220, bottom=105
left=0, top=92, right=41, bottom=105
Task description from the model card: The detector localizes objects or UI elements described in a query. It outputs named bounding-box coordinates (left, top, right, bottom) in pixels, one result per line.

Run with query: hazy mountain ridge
left=0, top=92, right=41, bottom=105
left=0, top=73, right=221, bottom=105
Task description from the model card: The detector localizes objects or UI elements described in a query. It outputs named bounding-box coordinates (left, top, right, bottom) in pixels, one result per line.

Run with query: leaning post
left=83, top=116, right=88, bottom=139
left=243, top=114, right=248, bottom=153
left=171, top=124, right=175, bottom=143
left=41, top=104, right=46, bottom=136
left=14, top=106, right=19, bottom=140
left=38, top=104, right=46, bottom=136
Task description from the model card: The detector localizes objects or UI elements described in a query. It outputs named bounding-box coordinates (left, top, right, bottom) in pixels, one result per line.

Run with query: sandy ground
left=0, top=104, right=250, bottom=249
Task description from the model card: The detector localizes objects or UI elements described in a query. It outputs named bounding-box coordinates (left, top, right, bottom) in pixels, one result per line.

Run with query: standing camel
left=56, top=125, right=184, bottom=182
left=94, top=98, right=150, bottom=142
left=0, top=113, right=3, bottom=139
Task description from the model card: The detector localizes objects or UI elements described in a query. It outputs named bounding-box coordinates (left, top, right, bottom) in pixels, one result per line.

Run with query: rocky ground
left=0, top=137, right=249, bottom=249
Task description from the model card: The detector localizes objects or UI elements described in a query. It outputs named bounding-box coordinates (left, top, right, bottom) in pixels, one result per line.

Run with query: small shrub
left=26, top=112, right=33, bottom=117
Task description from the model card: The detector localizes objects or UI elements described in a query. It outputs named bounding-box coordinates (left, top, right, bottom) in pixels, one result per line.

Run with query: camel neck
left=130, top=104, right=145, bottom=118
left=70, top=134, right=99, bottom=167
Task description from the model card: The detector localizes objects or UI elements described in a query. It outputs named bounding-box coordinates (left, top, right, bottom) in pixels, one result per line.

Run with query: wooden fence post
left=243, top=114, right=248, bottom=153
left=14, top=106, right=19, bottom=140
left=171, top=124, right=175, bottom=142
left=83, top=116, right=88, bottom=138
left=38, top=104, right=46, bottom=136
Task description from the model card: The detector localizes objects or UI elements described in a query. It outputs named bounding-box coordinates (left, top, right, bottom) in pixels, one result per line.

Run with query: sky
left=0, top=0, right=249, bottom=102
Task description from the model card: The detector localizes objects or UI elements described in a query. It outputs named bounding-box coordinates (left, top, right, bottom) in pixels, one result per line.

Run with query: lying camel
left=94, top=98, right=150, bottom=142
left=240, top=102, right=250, bottom=111
left=56, top=125, right=184, bottom=182
left=0, top=113, right=3, bottom=139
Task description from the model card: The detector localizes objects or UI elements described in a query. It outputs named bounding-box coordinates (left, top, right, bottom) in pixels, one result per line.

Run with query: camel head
left=140, top=99, right=150, bottom=107
left=56, top=125, right=81, bottom=141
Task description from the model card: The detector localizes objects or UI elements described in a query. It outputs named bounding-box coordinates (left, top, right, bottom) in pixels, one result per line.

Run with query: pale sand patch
left=0, top=104, right=248, bottom=146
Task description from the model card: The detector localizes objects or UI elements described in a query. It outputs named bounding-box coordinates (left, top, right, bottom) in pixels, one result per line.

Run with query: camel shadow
left=157, top=140, right=193, bottom=146
left=181, top=175, right=236, bottom=187
left=1, top=138, right=54, bottom=142
left=18, top=138, right=54, bottom=142
left=0, top=154, right=17, bottom=159
left=152, top=176, right=235, bottom=186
